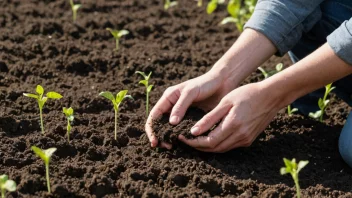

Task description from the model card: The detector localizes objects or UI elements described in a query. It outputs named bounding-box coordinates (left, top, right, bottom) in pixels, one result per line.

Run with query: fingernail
left=191, top=126, right=199, bottom=135
left=170, top=116, right=179, bottom=124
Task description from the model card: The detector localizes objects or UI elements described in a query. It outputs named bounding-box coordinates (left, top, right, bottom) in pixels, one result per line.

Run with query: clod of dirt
left=152, top=107, right=212, bottom=145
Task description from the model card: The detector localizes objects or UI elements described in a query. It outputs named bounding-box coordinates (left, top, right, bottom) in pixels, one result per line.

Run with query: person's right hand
left=145, top=70, right=238, bottom=149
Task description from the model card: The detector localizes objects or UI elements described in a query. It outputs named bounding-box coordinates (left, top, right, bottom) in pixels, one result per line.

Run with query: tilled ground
left=0, top=0, right=352, bottom=197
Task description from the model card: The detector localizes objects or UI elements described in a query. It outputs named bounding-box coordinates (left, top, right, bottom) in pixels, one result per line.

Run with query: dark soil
left=0, top=0, right=352, bottom=197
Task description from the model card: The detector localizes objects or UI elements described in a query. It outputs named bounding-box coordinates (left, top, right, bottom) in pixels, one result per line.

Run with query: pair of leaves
left=280, top=158, right=309, bottom=176
left=23, top=85, right=63, bottom=108
left=207, top=0, right=223, bottom=14
left=99, top=90, right=133, bottom=111
left=106, top=28, right=129, bottom=39
left=257, top=63, right=284, bottom=79
left=164, top=0, right=178, bottom=10
left=0, top=175, right=16, bottom=193
left=31, top=146, right=57, bottom=165
left=136, top=71, right=153, bottom=93
left=70, top=0, right=81, bottom=11
left=63, top=107, right=74, bottom=122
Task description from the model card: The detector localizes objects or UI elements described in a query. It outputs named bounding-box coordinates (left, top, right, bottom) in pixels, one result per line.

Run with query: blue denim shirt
left=244, top=0, right=352, bottom=65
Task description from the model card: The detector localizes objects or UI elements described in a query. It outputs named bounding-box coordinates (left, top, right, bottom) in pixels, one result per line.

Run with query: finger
left=169, top=88, right=198, bottom=125
left=195, top=133, right=245, bottom=153
left=178, top=119, right=232, bottom=148
left=145, top=115, right=159, bottom=147
left=160, top=142, right=172, bottom=150
left=190, top=102, right=231, bottom=136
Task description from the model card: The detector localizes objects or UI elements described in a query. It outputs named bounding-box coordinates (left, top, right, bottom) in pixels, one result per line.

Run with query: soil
left=0, top=0, right=352, bottom=197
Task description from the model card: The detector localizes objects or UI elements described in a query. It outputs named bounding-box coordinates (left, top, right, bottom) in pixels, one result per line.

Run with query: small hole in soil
left=171, top=174, right=189, bottom=187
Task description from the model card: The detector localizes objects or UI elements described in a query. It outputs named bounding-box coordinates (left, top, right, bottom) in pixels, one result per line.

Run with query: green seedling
left=164, top=0, right=178, bottom=10
left=106, top=28, right=129, bottom=51
left=257, top=63, right=283, bottom=79
left=280, top=158, right=309, bottom=198
left=136, top=71, right=153, bottom=117
left=220, top=0, right=257, bottom=32
left=309, top=83, right=335, bottom=122
left=69, top=0, right=81, bottom=22
left=287, top=105, right=298, bottom=117
left=23, top=85, right=63, bottom=134
left=99, top=90, right=133, bottom=140
left=207, top=0, right=225, bottom=14
left=197, top=0, right=202, bottom=7
left=63, top=107, right=74, bottom=141
left=31, top=146, right=57, bottom=194
left=0, top=175, right=16, bottom=198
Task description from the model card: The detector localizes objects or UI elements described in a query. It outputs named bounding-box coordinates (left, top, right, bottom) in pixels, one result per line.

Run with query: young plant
left=136, top=71, right=153, bottom=117
left=207, top=0, right=225, bottom=14
left=287, top=105, right=298, bottom=116
left=99, top=90, right=133, bottom=140
left=0, top=175, right=16, bottom=198
left=257, top=63, right=283, bottom=79
left=31, top=146, right=57, bottom=194
left=23, top=85, right=63, bottom=134
left=164, top=0, right=178, bottom=10
left=106, top=28, right=129, bottom=51
left=69, top=0, right=81, bottom=22
left=309, top=83, right=335, bottom=122
left=63, top=107, right=74, bottom=141
left=220, top=0, right=257, bottom=32
left=280, top=158, right=309, bottom=198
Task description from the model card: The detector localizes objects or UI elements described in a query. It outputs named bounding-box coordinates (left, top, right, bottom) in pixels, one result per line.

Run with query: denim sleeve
left=244, top=0, right=324, bottom=56
left=327, top=18, right=352, bottom=65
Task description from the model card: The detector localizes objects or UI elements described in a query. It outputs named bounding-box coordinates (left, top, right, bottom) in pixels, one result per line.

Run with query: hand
left=179, top=82, right=283, bottom=153
left=145, top=70, right=238, bottom=148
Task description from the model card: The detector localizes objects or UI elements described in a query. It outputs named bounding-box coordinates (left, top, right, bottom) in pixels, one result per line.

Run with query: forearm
left=264, top=43, right=352, bottom=109
left=211, top=28, right=276, bottom=86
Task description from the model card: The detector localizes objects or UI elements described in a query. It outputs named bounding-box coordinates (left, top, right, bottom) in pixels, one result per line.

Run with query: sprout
left=23, top=85, right=63, bottom=134
left=220, top=0, right=257, bottom=32
left=164, top=0, right=178, bottom=10
left=63, top=107, right=74, bottom=141
left=136, top=71, right=153, bottom=117
left=280, top=158, right=309, bottom=198
left=31, top=146, right=57, bottom=193
left=287, top=105, right=298, bottom=117
left=309, top=83, right=335, bottom=122
left=197, top=0, right=202, bottom=7
left=69, top=0, right=81, bottom=22
left=99, top=90, right=133, bottom=140
left=207, top=0, right=225, bottom=14
left=257, top=63, right=283, bottom=79
left=0, top=175, right=16, bottom=198
left=106, top=28, right=129, bottom=51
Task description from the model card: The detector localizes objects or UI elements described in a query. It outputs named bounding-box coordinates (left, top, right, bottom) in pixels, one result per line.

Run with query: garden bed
left=0, top=0, right=352, bottom=197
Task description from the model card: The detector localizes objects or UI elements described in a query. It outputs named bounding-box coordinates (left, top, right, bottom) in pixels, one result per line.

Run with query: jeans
left=288, top=0, right=352, bottom=167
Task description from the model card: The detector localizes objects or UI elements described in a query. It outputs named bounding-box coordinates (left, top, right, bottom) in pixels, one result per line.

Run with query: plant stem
left=1, top=189, right=5, bottom=198
left=39, top=107, right=44, bottom=134
left=73, top=11, right=76, bottom=22
left=46, top=163, right=51, bottom=193
left=114, top=109, right=117, bottom=140
left=67, top=120, right=70, bottom=142
left=146, top=91, right=149, bottom=117
left=115, top=39, right=119, bottom=51
left=293, top=175, right=301, bottom=198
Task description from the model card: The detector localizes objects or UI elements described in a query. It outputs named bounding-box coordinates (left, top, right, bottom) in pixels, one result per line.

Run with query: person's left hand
left=179, top=82, right=284, bottom=153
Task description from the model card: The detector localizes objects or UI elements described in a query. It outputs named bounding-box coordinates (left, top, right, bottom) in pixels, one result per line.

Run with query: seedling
left=207, top=0, right=225, bottom=14
left=220, top=0, right=257, bottom=32
left=257, top=63, right=283, bottom=79
left=136, top=71, right=153, bottom=117
left=69, top=0, right=81, bottom=22
left=309, top=83, right=335, bottom=122
left=287, top=105, right=298, bottom=116
left=0, top=175, right=16, bottom=198
left=31, top=146, right=57, bottom=193
left=63, top=107, right=74, bottom=141
left=197, top=0, right=202, bottom=7
left=164, top=0, right=178, bottom=10
left=280, top=158, right=309, bottom=198
left=99, top=90, right=133, bottom=140
left=106, top=28, right=129, bottom=51
left=23, top=85, right=63, bottom=134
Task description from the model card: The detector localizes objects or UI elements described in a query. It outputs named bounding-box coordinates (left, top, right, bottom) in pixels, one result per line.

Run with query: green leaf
left=136, top=71, right=148, bottom=79
left=220, top=16, right=238, bottom=25
left=38, top=97, right=48, bottom=109
left=169, top=1, right=178, bottom=7
left=324, top=99, right=330, bottom=107
left=147, top=72, right=152, bottom=80
left=45, top=148, right=57, bottom=158
left=207, top=0, right=217, bottom=14
left=227, top=0, right=240, bottom=18
left=139, top=80, right=148, bottom=86
left=23, top=93, right=38, bottom=99
left=31, top=146, right=48, bottom=163
left=68, top=115, right=74, bottom=122
left=118, top=30, right=129, bottom=38
left=106, top=28, right=119, bottom=38
left=147, top=85, right=153, bottom=93
left=67, top=107, right=74, bottom=115
left=283, top=158, right=293, bottom=171
left=3, top=179, right=16, bottom=192
left=309, top=110, right=322, bottom=119
left=276, top=63, right=283, bottom=72
left=46, top=92, right=63, bottom=99
left=297, top=160, right=309, bottom=173
left=116, top=90, right=128, bottom=103
left=0, top=175, right=8, bottom=184
left=257, top=67, right=268, bottom=79
left=99, top=91, right=115, bottom=102
left=280, top=167, right=288, bottom=175
left=73, top=4, right=81, bottom=11
left=36, top=85, right=44, bottom=95
left=291, top=108, right=298, bottom=113
left=124, top=95, right=134, bottom=100
left=318, top=98, right=325, bottom=110
left=63, top=107, right=74, bottom=117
